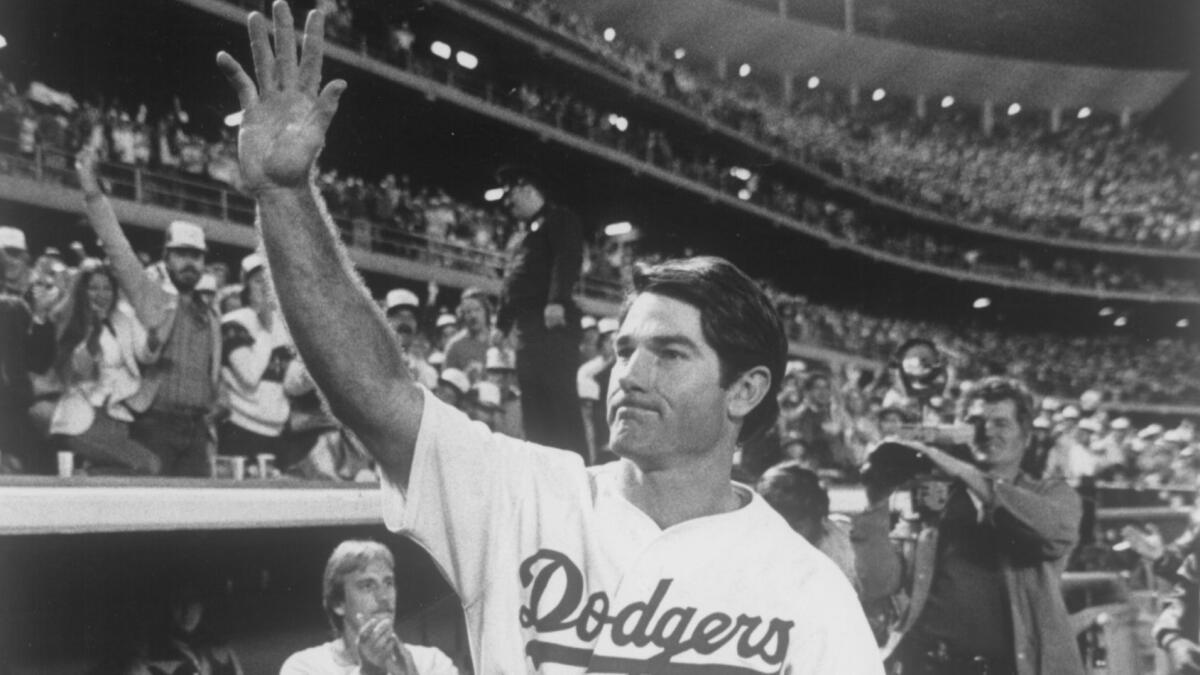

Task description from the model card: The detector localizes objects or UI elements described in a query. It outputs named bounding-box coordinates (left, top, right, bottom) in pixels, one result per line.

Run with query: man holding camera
left=854, top=376, right=1084, bottom=675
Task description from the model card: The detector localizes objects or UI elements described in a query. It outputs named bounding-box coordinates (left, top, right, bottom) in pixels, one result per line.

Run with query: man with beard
left=76, top=146, right=221, bottom=476
left=384, top=288, right=438, bottom=390
left=442, top=287, right=490, bottom=382
left=281, top=540, right=459, bottom=675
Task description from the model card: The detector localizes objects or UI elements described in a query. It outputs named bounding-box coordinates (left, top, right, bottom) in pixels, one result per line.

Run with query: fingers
left=297, top=9, right=326, bottom=94
left=313, top=79, right=348, bottom=132
left=248, top=11, right=278, bottom=92
left=272, top=1, right=299, bottom=89
left=216, top=51, right=260, bottom=110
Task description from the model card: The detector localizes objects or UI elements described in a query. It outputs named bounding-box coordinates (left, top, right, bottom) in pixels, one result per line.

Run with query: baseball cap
left=241, top=253, right=266, bottom=278
left=164, top=221, right=207, bottom=252
left=1060, top=405, right=1080, bottom=420
left=473, top=381, right=502, bottom=409
left=385, top=288, right=420, bottom=311
left=1111, top=417, right=1131, bottom=430
left=486, top=346, right=515, bottom=372
left=0, top=226, right=27, bottom=251
left=196, top=273, right=218, bottom=294
left=436, top=313, right=458, bottom=329
left=438, top=368, right=470, bottom=397
left=581, top=316, right=597, bottom=331
left=1138, top=424, right=1164, bottom=440
left=597, top=317, right=620, bottom=335
left=1077, top=418, right=1102, bottom=433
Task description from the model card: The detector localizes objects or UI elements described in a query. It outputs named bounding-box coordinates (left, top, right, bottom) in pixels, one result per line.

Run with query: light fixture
left=674, top=47, right=686, bottom=60
left=224, top=111, right=243, bottom=127
left=729, top=167, right=752, bottom=181
left=484, top=188, right=506, bottom=202
left=606, top=113, right=629, bottom=132
left=0, top=34, right=7, bottom=50
left=871, top=88, right=886, bottom=102
left=430, top=41, right=452, bottom=59
left=972, top=297, right=991, bottom=309
left=455, top=51, right=478, bottom=70
left=1178, top=318, right=1191, bottom=328
left=1098, top=307, right=1115, bottom=317
left=738, top=63, right=752, bottom=78
left=1077, top=107, right=1092, bottom=120
left=737, top=189, right=752, bottom=201
left=1114, top=316, right=1128, bottom=327
left=941, top=96, right=955, bottom=109
left=807, top=76, right=820, bottom=90
left=1007, top=103, right=1021, bottom=116
left=604, top=221, right=633, bottom=237
left=603, top=27, right=616, bottom=42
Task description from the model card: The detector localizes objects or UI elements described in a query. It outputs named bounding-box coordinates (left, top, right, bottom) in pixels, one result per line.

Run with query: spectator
left=0, top=226, right=32, bottom=296
left=0, top=247, right=57, bottom=472
left=441, top=287, right=490, bottom=381
left=383, top=288, right=439, bottom=390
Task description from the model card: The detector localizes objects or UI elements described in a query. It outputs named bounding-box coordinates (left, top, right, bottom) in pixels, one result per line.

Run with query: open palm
left=216, top=1, right=346, bottom=193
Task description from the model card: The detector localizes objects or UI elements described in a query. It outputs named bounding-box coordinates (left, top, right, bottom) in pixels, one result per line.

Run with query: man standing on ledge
left=216, top=4, right=881, bottom=672
left=492, top=165, right=586, bottom=456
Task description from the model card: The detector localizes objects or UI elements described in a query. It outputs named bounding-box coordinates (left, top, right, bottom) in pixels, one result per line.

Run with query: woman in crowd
left=41, top=259, right=160, bottom=474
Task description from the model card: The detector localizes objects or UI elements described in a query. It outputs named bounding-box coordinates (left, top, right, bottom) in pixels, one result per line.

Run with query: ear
left=332, top=600, right=346, bottom=618
left=726, top=365, right=771, bottom=423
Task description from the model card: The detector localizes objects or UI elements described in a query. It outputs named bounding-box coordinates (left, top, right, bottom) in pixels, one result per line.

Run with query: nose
left=614, top=346, right=651, bottom=393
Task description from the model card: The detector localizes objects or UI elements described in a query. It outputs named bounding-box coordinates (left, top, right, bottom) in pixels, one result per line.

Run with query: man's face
left=334, top=558, right=396, bottom=636
left=805, top=376, right=831, bottom=408
left=2, top=247, right=29, bottom=287
left=165, top=248, right=205, bottom=292
left=970, top=399, right=1030, bottom=474
left=878, top=412, right=905, bottom=437
left=607, top=293, right=731, bottom=466
left=503, top=183, right=541, bottom=221
left=245, top=270, right=276, bottom=311
left=459, top=297, right=487, bottom=334
left=387, top=308, right=418, bottom=348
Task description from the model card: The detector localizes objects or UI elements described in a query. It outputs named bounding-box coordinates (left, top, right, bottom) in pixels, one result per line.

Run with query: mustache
left=609, top=395, right=658, bottom=413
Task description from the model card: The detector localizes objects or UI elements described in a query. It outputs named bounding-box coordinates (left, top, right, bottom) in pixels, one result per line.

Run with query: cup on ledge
left=256, top=453, right=277, bottom=479
left=56, top=451, right=74, bottom=478
left=212, top=456, right=247, bottom=481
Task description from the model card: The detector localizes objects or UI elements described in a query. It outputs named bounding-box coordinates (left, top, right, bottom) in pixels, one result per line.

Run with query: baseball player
left=216, top=3, right=882, bottom=672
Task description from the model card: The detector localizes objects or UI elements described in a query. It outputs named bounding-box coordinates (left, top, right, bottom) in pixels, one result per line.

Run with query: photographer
left=853, top=376, right=1084, bottom=675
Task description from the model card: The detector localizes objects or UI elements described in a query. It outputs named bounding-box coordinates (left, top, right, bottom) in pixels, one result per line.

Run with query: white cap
left=1139, top=424, right=1165, bottom=440
left=438, top=368, right=470, bottom=396
left=436, top=313, right=458, bottom=329
left=428, top=351, right=445, bottom=367
left=1040, top=396, right=1061, bottom=412
left=473, top=381, right=502, bottom=409
left=241, top=253, right=265, bottom=277
left=386, top=288, right=420, bottom=311
left=1111, top=417, right=1131, bottom=430
left=1077, top=418, right=1102, bottom=433
left=164, top=221, right=207, bottom=252
left=581, top=316, right=597, bottom=330
left=1060, top=405, right=1080, bottom=420
left=0, top=226, right=27, bottom=251
left=1164, top=428, right=1189, bottom=444
left=486, top=346, right=515, bottom=371
left=597, top=317, right=620, bottom=335
left=1079, top=389, right=1102, bottom=411
left=196, top=273, right=218, bottom=293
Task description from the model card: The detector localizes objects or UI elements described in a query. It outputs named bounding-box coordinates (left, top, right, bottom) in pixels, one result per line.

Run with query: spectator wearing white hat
left=219, top=253, right=303, bottom=467
left=443, top=287, right=490, bottom=381
left=0, top=226, right=31, bottom=296
left=576, top=316, right=618, bottom=464
left=465, top=380, right=503, bottom=431
left=483, top=346, right=523, bottom=439
left=76, top=146, right=221, bottom=476
left=434, top=368, right=470, bottom=410
left=383, top=288, right=437, bottom=389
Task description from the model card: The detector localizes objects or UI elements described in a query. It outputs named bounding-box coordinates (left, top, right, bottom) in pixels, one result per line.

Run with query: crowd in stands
left=490, top=0, right=1200, bottom=253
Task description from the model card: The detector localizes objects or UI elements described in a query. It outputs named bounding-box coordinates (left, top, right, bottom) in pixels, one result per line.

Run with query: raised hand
left=75, top=144, right=103, bottom=196
left=216, top=1, right=347, bottom=194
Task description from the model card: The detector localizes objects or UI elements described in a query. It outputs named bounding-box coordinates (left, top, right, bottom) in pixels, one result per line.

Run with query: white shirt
left=280, top=640, right=457, bottom=675
left=382, top=390, right=883, bottom=674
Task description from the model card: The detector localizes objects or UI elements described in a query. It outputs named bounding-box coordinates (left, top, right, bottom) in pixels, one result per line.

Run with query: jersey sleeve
left=784, top=565, right=885, bottom=675
left=381, top=388, right=586, bottom=605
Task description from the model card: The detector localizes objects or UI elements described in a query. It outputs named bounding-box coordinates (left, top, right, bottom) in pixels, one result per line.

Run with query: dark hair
left=458, top=287, right=492, bottom=324
left=239, top=267, right=264, bottom=307
left=959, top=376, right=1035, bottom=432
left=55, top=260, right=118, bottom=382
left=757, top=461, right=830, bottom=522
left=623, top=256, right=787, bottom=443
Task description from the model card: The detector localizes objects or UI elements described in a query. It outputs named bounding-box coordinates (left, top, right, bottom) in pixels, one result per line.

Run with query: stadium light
left=224, top=111, right=243, bottom=127
left=729, top=166, right=752, bottom=181
left=737, top=189, right=752, bottom=201
left=807, top=76, right=820, bottom=90
left=871, top=88, right=886, bottom=102
left=941, top=96, right=955, bottom=109
left=455, top=51, right=478, bottom=70
left=607, top=113, right=629, bottom=132
left=972, top=297, right=991, bottom=309
left=674, top=48, right=686, bottom=60
left=1077, top=107, right=1092, bottom=120
left=430, top=41, right=452, bottom=59
left=1098, top=306, right=1115, bottom=317
left=604, top=221, right=633, bottom=237
left=603, top=27, right=616, bottom=42
left=0, top=34, right=7, bottom=50
left=1007, top=103, right=1022, bottom=116
left=1178, top=318, right=1191, bottom=329
left=484, top=188, right=506, bottom=202
left=1114, top=316, right=1128, bottom=327
left=738, top=63, right=752, bottom=78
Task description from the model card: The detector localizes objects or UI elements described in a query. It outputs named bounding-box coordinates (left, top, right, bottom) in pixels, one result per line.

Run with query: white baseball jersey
left=280, top=640, right=458, bottom=675
left=382, top=390, right=883, bottom=674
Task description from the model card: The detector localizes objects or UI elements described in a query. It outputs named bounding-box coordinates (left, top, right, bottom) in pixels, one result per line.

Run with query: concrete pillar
left=715, top=57, right=728, bottom=81
left=1049, top=106, right=1062, bottom=132
left=781, top=73, right=795, bottom=105
left=915, top=94, right=927, bottom=120
left=981, top=100, right=995, bottom=136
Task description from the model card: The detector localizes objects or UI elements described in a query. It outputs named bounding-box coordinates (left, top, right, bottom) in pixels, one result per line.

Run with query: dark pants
left=515, top=315, right=586, bottom=459
left=131, top=408, right=212, bottom=477
left=65, top=411, right=161, bottom=475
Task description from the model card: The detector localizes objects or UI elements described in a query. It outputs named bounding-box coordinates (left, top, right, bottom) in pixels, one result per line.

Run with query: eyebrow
left=615, top=333, right=701, bottom=353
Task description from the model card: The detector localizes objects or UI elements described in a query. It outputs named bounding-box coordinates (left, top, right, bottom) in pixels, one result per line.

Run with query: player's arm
left=217, top=1, right=422, bottom=487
